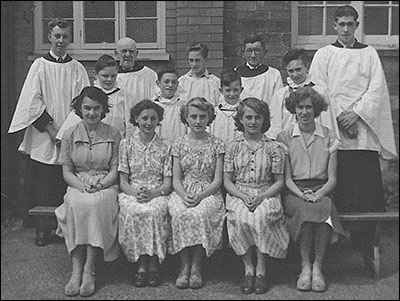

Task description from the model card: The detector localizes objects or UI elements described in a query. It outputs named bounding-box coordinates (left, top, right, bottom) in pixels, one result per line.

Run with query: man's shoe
left=133, top=271, right=147, bottom=287
left=240, top=274, right=255, bottom=294
left=147, top=271, right=160, bottom=287
left=35, top=229, right=50, bottom=247
left=254, top=274, right=270, bottom=294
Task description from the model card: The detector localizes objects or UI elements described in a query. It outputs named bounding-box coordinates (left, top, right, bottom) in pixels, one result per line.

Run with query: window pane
left=392, top=6, right=399, bottom=35
left=326, top=1, right=350, bottom=4
left=326, top=7, right=339, bottom=35
left=126, top=20, right=157, bottom=43
left=364, top=7, right=388, bottom=34
left=126, top=1, right=157, bottom=17
left=42, top=21, right=74, bottom=44
left=43, top=1, right=73, bottom=18
left=84, top=1, right=115, bottom=18
left=299, top=7, right=323, bottom=35
left=364, top=1, right=389, bottom=4
left=85, top=21, right=115, bottom=43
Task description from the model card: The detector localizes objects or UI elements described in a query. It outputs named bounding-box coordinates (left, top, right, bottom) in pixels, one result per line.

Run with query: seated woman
left=55, top=86, right=121, bottom=297
left=118, top=99, right=172, bottom=288
left=276, top=86, right=346, bottom=293
left=224, top=97, right=290, bottom=295
left=168, top=97, right=225, bottom=289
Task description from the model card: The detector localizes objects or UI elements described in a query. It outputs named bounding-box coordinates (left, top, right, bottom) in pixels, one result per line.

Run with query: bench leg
left=373, top=223, right=382, bottom=278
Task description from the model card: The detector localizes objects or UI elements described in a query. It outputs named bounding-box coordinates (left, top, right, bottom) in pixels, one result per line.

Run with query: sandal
left=64, top=271, right=81, bottom=296
left=79, top=271, right=96, bottom=297
left=175, top=269, right=189, bottom=289
left=312, top=272, right=326, bottom=292
left=296, top=271, right=312, bottom=291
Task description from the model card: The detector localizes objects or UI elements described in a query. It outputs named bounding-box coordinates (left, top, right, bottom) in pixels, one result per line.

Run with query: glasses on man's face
left=244, top=48, right=263, bottom=55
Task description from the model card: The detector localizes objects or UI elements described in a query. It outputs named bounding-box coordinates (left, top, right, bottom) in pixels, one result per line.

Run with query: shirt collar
left=74, top=122, right=115, bottom=144
left=93, top=80, right=120, bottom=95
left=337, top=38, right=356, bottom=48
left=188, top=69, right=210, bottom=78
left=49, top=49, right=67, bottom=61
left=292, top=122, right=325, bottom=138
left=246, top=62, right=263, bottom=70
left=154, top=92, right=180, bottom=105
left=132, top=132, right=162, bottom=153
left=287, top=75, right=314, bottom=91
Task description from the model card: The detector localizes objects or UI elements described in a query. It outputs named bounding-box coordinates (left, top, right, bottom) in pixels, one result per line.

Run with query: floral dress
left=168, top=134, right=225, bottom=257
left=118, top=133, right=172, bottom=263
left=224, top=134, right=289, bottom=259
left=55, top=122, right=121, bottom=262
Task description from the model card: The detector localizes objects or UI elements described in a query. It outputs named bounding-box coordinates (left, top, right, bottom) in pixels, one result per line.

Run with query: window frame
left=291, top=1, right=399, bottom=50
left=32, top=1, right=168, bottom=61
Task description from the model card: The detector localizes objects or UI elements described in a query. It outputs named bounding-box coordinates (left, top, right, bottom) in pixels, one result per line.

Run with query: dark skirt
left=283, top=179, right=346, bottom=243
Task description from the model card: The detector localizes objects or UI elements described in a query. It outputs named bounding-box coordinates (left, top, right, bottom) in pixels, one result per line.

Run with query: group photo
left=1, top=1, right=398, bottom=300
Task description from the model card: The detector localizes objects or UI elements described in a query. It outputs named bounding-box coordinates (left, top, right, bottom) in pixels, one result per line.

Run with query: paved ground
left=1, top=218, right=399, bottom=300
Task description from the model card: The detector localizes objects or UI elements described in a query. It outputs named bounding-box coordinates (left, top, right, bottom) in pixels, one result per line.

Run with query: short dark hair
left=130, top=99, right=164, bottom=126
left=157, top=65, right=178, bottom=81
left=334, top=5, right=359, bottom=22
left=48, top=18, right=70, bottom=33
left=72, top=86, right=110, bottom=120
left=180, top=97, right=216, bottom=126
left=285, top=86, right=328, bottom=118
left=186, top=41, right=209, bottom=58
left=243, top=35, right=266, bottom=51
left=220, top=69, right=242, bottom=88
left=94, top=54, right=118, bottom=74
left=282, top=48, right=308, bottom=67
left=234, top=97, right=271, bottom=133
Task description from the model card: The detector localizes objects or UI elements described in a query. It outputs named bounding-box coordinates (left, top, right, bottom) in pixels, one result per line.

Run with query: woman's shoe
left=240, top=274, right=255, bottom=294
left=133, top=271, right=147, bottom=287
left=254, top=274, right=270, bottom=294
left=189, top=270, right=203, bottom=289
left=175, top=269, right=189, bottom=289
left=147, top=271, right=160, bottom=287
left=79, top=271, right=96, bottom=297
left=311, top=272, right=326, bottom=292
left=297, top=272, right=312, bottom=291
left=64, top=271, right=81, bottom=296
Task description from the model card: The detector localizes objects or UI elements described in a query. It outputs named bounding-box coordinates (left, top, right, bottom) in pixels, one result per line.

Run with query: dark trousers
left=29, top=159, right=66, bottom=231
left=334, top=150, right=385, bottom=252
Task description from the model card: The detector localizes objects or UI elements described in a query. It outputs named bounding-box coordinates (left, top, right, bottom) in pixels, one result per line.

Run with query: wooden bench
left=338, top=211, right=399, bottom=278
left=28, top=206, right=57, bottom=228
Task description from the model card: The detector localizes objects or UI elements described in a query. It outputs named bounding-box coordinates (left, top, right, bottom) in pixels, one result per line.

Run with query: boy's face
left=286, top=59, right=308, bottom=85
left=157, top=72, right=178, bottom=99
left=334, top=15, right=359, bottom=47
left=243, top=41, right=265, bottom=67
left=95, top=66, right=118, bottom=91
left=48, top=25, right=71, bottom=57
left=188, top=51, right=207, bottom=77
left=220, top=80, right=243, bottom=105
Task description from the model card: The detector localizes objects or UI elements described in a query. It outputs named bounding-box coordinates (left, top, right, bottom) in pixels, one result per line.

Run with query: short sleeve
left=224, top=141, right=235, bottom=173
left=276, top=131, right=289, bottom=155
left=59, top=129, right=73, bottom=166
left=328, top=130, right=341, bottom=153
left=213, top=136, right=226, bottom=157
left=118, top=138, right=129, bottom=174
left=271, top=142, right=285, bottom=174
left=163, top=144, right=173, bottom=177
left=110, top=129, right=121, bottom=167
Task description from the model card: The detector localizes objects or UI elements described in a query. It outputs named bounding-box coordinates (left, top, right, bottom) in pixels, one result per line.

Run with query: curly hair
left=72, top=86, right=110, bottom=120
left=130, top=99, right=164, bottom=126
left=180, top=97, right=216, bottom=126
left=234, top=97, right=271, bottom=133
left=285, top=86, right=328, bottom=118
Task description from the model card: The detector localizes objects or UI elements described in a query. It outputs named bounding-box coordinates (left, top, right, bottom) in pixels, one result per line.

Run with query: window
left=32, top=1, right=168, bottom=60
left=291, top=1, right=399, bottom=50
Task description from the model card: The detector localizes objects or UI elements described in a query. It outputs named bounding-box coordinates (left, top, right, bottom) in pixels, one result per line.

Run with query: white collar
left=50, top=49, right=67, bottom=61
left=292, top=122, right=324, bottom=138
left=246, top=62, right=263, bottom=70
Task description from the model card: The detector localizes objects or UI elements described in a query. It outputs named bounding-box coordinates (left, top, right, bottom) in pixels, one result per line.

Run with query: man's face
left=116, top=40, right=138, bottom=70
left=334, top=16, right=359, bottom=47
left=48, top=25, right=71, bottom=57
left=243, top=41, right=265, bottom=67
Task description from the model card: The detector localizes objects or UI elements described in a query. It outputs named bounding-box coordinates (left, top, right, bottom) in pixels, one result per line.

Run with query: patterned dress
left=168, top=134, right=226, bottom=257
left=118, top=133, right=172, bottom=264
left=224, top=134, right=289, bottom=259
left=55, top=122, right=121, bottom=262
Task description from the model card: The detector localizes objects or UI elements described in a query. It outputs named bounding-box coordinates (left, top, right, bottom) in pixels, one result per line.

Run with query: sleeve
left=271, top=143, right=285, bottom=174
left=163, top=144, right=173, bottom=177
left=59, top=129, right=73, bottom=166
left=327, top=129, right=341, bottom=154
left=32, top=110, right=53, bottom=132
left=118, top=138, right=129, bottom=174
left=215, top=136, right=226, bottom=156
left=56, top=110, right=81, bottom=140
left=224, top=142, right=235, bottom=173
left=275, top=131, right=289, bottom=155
left=8, top=60, right=46, bottom=133
left=110, top=129, right=121, bottom=167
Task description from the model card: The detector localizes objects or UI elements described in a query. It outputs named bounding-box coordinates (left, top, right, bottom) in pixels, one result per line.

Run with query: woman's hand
left=183, top=193, right=201, bottom=208
left=303, top=190, right=322, bottom=203
left=136, top=187, right=151, bottom=203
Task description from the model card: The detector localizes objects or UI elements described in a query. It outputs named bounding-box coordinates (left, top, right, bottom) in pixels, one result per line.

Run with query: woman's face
left=135, top=108, right=159, bottom=136
left=295, top=97, right=315, bottom=126
left=241, top=105, right=264, bottom=135
left=186, top=105, right=209, bottom=134
left=81, top=96, right=103, bottom=126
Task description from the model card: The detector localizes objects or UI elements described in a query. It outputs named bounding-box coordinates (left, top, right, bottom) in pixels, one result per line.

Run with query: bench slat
left=28, top=206, right=57, bottom=216
left=339, top=211, right=399, bottom=222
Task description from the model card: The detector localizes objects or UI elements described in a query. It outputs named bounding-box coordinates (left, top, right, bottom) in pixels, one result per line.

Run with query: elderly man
left=8, top=18, right=89, bottom=246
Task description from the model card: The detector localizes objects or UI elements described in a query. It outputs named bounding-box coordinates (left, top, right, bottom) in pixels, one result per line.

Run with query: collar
left=93, top=80, right=120, bottom=96
left=49, top=49, right=67, bottom=61
left=235, top=64, right=269, bottom=77
left=332, top=39, right=368, bottom=49
left=44, top=52, right=72, bottom=63
left=292, top=122, right=324, bottom=138
left=118, top=62, right=144, bottom=73
left=246, top=62, right=263, bottom=70
left=132, top=132, right=162, bottom=153
left=218, top=101, right=239, bottom=111
left=287, top=75, right=315, bottom=92
left=154, top=92, right=180, bottom=105
left=188, top=69, right=211, bottom=79
left=73, top=122, right=115, bottom=144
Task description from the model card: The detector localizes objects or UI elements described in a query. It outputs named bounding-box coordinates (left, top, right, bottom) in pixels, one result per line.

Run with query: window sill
left=28, top=50, right=170, bottom=62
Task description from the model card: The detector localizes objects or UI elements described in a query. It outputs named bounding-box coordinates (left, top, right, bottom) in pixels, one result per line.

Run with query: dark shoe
left=254, top=274, right=270, bottom=294
left=240, top=274, right=255, bottom=294
left=147, top=271, right=160, bottom=287
left=133, top=271, right=147, bottom=287
left=35, top=229, right=50, bottom=247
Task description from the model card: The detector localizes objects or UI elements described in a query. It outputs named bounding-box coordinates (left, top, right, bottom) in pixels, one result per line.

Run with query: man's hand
left=338, top=110, right=359, bottom=129
left=45, top=122, right=59, bottom=143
